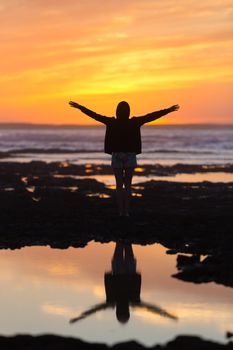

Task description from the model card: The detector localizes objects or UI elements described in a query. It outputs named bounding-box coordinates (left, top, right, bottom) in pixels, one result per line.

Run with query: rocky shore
left=1, top=161, right=233, bottom=349
left=0, top=161, right=233, bottom=288
left=0, top=334, right=232, bottom=350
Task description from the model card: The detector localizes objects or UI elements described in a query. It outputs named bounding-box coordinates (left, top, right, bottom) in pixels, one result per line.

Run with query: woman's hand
left=168, top=104, right=180, bottom=112
left=69, top=101, right=80, bottom=109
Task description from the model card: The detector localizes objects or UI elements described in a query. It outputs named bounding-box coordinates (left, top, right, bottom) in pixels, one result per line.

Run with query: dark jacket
left=104, top=118, right=142, bottom=154
left=104, top=272, right=141, bottom=303
left=78, top=105, right=171, bottom=154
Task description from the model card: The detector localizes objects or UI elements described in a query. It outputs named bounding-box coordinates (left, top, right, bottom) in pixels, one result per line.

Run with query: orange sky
left=0, top=0, right=232, bottom=124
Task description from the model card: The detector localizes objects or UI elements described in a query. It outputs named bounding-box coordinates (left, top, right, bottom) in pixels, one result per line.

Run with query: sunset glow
left=0, top=0, right=232, bottom=124
left=0, top=243, right=232, bottom=345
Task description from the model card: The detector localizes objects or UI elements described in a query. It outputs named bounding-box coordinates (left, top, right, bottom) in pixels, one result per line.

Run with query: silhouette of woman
left=70, top=242, right=177, bottom=325
left=69, top=101, right=179, bottom=216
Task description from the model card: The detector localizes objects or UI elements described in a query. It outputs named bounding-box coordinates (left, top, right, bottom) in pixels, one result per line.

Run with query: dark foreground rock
left=0, top=161, right=233, bottom=287
left=0, top=335, right=232, bottom=350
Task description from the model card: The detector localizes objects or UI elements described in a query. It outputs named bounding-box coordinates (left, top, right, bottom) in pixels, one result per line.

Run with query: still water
left=0, top=243, right=232, bottom=346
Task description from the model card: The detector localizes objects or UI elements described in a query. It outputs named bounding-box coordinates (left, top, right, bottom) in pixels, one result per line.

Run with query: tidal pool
left=53, top=172, right=233, bottom=185
left=0, top=243, right=232, bottom=346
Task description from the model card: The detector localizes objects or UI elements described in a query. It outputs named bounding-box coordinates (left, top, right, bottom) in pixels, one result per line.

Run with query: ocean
left=0, top=124, right=232, bottom=165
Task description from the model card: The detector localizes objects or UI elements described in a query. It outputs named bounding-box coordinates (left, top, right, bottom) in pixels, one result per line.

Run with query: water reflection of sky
left=53, top=173, right=233, bottom=186
left=0, top=243, right=232, bottom=346
left=73, top=172, right=233, bottom=185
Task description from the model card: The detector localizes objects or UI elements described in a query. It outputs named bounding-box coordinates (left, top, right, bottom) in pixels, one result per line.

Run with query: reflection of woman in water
left=69, top=101, right=179, bottom=216
left=70, top=243, right=177, bottom=325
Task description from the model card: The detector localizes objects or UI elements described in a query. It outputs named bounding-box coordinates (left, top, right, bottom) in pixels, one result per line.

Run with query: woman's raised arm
left=69, top=101, right=110, bottom=125
left=69, top=302, right=109, bottom=324
left=134, top=104, right=180, bottom=126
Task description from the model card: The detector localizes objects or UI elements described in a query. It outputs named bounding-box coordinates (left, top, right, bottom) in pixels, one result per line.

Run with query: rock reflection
left=70, top=242, right=177, bottom=325
left=174, top=252, right=233, bottom=287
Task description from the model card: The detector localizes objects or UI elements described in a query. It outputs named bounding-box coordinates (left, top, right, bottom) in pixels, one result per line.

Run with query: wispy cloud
left=42, top=303, right=77, bottom=318
left=0, top=0, right=232, bottom=123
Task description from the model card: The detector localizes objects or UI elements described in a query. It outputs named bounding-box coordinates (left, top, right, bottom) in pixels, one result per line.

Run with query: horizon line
left=0, top=122, right=233, bottom=128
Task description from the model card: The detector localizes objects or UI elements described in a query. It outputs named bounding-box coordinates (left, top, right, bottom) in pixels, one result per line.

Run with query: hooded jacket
left=77, top=105, right=171, bottom=155
left=104, top=118, right=142, bottom=154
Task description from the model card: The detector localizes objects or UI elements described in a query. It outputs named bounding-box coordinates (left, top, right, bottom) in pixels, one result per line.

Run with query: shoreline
left=1, top=160, right=233, bottom=184
left=1, top=160, right=233, bottom=173
left=1, top=160, right=233, bottom=348
left=0, top=161, right=232, bottom=288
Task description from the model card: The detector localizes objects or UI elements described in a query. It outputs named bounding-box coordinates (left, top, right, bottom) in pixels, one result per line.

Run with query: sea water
left=0, top=124, right=233, bottom=165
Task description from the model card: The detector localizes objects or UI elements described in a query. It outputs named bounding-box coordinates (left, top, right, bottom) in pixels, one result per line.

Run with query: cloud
left=41, top=303, right=78, bottom=318
left=0, top=0, right=232, bottom=123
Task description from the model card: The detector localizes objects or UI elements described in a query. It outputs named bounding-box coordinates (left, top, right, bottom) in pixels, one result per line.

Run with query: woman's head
left=116, top=101, right=130, bottom=121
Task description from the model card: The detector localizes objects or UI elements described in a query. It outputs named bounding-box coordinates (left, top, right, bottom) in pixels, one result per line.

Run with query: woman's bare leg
left=112, top=242, right=125, bottom=274
left=113, top=242, right=124, bottom=260
left=113, top=168, right=124, bottom=215
left=124, top=168, right=134, bottom=216
left=124, top=244, right=134, bottom=261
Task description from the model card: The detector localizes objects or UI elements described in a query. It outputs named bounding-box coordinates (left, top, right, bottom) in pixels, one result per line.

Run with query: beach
left=0, top=125, right=233, bottom=349
left=1, top=160, right=232, bottom=284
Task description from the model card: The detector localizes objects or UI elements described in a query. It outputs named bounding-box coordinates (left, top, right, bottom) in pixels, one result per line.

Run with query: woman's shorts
left=111, top=152, right=137, bottom=169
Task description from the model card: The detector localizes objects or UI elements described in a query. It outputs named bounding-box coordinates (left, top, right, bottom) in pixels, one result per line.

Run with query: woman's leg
left=112, top=242, right=125, bottom=274
left=113, top=168, right=124, bottom=215
left=124, top=244, right=134, bottom=261
left=124, top=244, right=137, bottom=274
left=124, top=167, right=134, bottom=216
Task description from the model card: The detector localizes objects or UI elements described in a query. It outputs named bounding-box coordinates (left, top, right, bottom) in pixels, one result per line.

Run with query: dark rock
left=177, top=254, right=201, bottom=269
left=0, top=335, right=232, bottom=350
left=0, top=161, right=232, bottom=287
